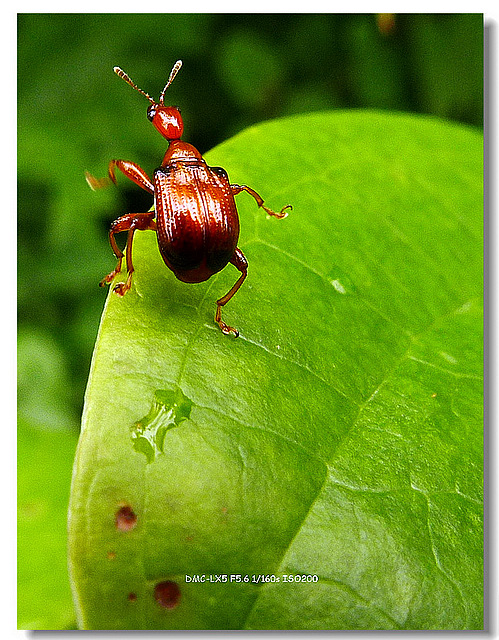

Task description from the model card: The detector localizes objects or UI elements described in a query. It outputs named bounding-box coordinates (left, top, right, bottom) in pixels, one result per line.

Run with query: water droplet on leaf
left=439, top=351, right=458, bottom=365
left=130, top=388, right=193, bottom=462
left=326, top=266, right=356, bottom=295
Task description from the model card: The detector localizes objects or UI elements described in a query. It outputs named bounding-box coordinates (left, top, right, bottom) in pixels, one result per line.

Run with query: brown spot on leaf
left=154, top=581, right=181, bottom=609
left=128, top=592, right=137, bottom=602
left=115, top=504, right=137, bottom=531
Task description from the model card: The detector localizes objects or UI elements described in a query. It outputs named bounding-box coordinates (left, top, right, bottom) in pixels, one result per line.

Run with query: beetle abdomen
left=154, top=163, right=239, bottom=283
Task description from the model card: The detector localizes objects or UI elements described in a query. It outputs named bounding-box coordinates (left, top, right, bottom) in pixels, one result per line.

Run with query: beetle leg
left=231, top=184, right=292, bottom=218
left=100, top=212, right=156, bottom=295
left=86, top=160, right=154, bottom=194
left=215, top=248, right=248, bottom=337
left=108, top=160, right=154, bottom=194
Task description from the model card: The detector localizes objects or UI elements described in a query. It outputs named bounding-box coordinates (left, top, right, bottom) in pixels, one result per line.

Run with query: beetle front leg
left=86, top=160, right=154, bottom=194
left=108, top=160, right=154, bottom=194
left=100, top=212, right=156, bottom=296
left=215, top=248, right=248, bottom=337
left=231, top=184, right=292, bottom=218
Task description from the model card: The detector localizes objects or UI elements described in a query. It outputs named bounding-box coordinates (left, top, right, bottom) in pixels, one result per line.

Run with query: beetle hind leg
left=100, top=212, right=156, bottom=295
left=215, top=248, right=248, bottom=337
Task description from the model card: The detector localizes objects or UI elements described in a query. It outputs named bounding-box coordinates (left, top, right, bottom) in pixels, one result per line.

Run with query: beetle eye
left=147, top=105, right=156, bottom=121
left=174, top=105, right=181, bottom=114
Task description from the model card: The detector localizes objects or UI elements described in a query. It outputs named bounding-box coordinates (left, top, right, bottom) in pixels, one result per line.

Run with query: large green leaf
left=68, top=110, right=483, bottom=630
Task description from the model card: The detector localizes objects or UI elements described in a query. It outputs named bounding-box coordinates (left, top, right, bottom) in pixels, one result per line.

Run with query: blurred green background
left=17, top=13, right=483, bottom=629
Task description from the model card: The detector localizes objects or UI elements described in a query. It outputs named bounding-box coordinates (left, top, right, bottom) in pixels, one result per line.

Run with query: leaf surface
left=68, top=110, right=483, bottom=630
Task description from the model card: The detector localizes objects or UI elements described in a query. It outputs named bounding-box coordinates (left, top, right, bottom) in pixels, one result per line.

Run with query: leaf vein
left=407, top=355, right=482, bottom=380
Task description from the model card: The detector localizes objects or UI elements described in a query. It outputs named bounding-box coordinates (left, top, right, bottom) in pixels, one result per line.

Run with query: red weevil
left=87, top=60, right=291, bottom=337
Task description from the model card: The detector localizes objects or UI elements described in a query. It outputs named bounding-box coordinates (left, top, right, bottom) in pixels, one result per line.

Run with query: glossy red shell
left=154, top=142, right=239, bottom=283
left=148, top=105, right=184, bottom=140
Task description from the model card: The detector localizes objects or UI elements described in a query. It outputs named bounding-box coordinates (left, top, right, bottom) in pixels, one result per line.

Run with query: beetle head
left=147, top=104, right=184, bottom=141
left=113, top=60, right=184, bottom=141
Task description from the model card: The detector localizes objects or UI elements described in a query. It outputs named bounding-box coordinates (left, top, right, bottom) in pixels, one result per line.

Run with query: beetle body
left=155, top=141, right=239, bottom=284
left=87, top=61, right=290, bottom=336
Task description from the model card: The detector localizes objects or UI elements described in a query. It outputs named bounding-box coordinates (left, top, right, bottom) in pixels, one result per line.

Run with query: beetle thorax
left=161, top=140, right=203, bottom=167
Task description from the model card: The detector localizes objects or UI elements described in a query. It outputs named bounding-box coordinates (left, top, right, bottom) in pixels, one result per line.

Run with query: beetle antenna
left=159, top=60, right=183, bottom=105
left=113, top=66, right=155, bottom=104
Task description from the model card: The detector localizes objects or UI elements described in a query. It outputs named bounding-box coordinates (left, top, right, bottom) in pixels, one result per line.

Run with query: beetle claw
left=274, top=204, right=292, bottom=219
left=113, top=282, right=128, bottom=296
left=85, top=171, right=112, bottom=191
left=217, top=320, right=239, bottom=337
left=262, top=203, right=292, bottom=219
left=100, top=270, right=119, bottom=287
